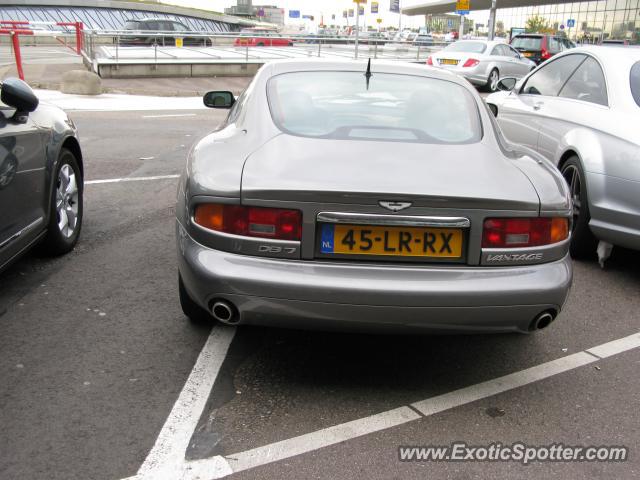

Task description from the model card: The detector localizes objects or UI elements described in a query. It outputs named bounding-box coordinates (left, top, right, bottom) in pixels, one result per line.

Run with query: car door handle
left=533, top=102, right=544, bottom=110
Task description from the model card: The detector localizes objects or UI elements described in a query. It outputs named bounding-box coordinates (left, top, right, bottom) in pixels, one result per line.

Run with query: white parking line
left=85, top=174, right=180, bottom=185
left=123, top=331, right=640, bottom=480
left=133, top=326, right=236, bottom=480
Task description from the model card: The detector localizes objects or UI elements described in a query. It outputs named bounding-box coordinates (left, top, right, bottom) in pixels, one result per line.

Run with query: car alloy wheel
left=487, top=69, right=499, bottom=92
left=560, top=156, right=598, bottom=258
left=562, top=164, right=582, bottom=228
left=56, top=164, right=79, bottom=238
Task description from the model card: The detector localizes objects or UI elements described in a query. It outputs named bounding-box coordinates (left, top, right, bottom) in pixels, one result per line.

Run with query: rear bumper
left=177, top=222, right=573, bottom=333
left=433, top=65, right=489, bottom=86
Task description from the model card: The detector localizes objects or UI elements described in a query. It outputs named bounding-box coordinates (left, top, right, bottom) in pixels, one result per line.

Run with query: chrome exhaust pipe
left=210, top=300, right=238, bottom=324
left=530, top=311, right=555, bottom=331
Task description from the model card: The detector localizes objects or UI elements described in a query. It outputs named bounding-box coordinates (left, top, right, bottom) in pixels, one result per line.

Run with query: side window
left=631, top=61, right=640, bottom=108
left=506, top=46, right=520, bottom=58
left=490, top=45, right=503, bottom=56
left=559, top=56, right=608, bottom=106
left=226, top=90, right=247, bottom=125
left=548, top=37, right=561, bottom=53
left=145, top=21, right=159, bottom=31
left=520, top=54, right=585, bottom=96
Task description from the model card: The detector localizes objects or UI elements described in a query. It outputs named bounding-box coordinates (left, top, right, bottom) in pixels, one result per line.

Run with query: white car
left=486, top=46, right=640, bottom=261
left=427, top=40, right=536, bottom=92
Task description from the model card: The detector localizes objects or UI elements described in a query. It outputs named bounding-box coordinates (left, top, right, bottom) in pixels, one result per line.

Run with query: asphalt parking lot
left=0, top=96, right=639, bottom=480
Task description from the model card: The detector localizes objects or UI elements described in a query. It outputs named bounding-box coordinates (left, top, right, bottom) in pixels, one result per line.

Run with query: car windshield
left=511, top=36, right=542, bottom=50
left=631, top=61, right=640, bottom=108
left=443, top=41, right=487, bottom=53
left=267, top=71, right=481, bottom=144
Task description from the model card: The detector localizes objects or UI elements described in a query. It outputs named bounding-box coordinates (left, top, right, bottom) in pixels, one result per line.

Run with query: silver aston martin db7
left=176, top=59, right=573, bottom=333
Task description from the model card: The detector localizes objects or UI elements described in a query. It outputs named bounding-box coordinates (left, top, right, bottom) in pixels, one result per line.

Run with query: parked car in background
left=413, top=32, right=434, bottom=46
left=121, top=18, right=204, bottom=46
left=234, top=28, right=294, bottom=47
left=510, top=34, right=575, bottom=64
left=427, top=40, right=536, bottom=92
left=0, top=78, right=83, bottom=273
left=486, top=47, right=640, bottom=261
left=177, top=59, right=573, bottom=334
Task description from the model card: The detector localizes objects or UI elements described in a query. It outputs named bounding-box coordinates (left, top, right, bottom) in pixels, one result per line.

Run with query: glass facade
left=470, top=0, right=640, bottom=43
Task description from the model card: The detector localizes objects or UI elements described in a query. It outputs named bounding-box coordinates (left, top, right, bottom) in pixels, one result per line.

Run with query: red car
left=234, top=30, right=294, bottom=47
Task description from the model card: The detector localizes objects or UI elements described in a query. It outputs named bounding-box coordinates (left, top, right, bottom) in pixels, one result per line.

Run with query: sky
left=158, top=0, right=435, bottom=29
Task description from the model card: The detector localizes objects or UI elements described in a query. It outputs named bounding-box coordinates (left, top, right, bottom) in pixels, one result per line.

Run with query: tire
left=485, top=68, right=499, bottom=92
left=560, top=156, right=598, bottom=258
left=179, top=274, right=213, bottom=323
left=40, top=148, right=83, bottom=256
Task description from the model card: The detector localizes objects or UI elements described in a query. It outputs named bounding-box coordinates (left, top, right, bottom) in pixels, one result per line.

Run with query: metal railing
left=80, top=30, right=449, bottom=70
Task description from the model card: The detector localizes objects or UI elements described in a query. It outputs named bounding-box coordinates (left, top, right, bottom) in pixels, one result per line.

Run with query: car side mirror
left=497, top=77, right=518, bottom=92
left=203, top=91, right=235, bottom=109
left=1, top=77, right=39, bottom=123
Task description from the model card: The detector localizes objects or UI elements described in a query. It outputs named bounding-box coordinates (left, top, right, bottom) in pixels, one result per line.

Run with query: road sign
left=567, top=19, right=575, bottom=27
left=353, top=0, right=367, bottom=3
left=456, top=0, right=470, bottom=14
left=371, top=2, right=379, bottom=13
left=343, top=10, right=348, bottom=18
left=289, top=10, right=300, bottom=18
left=358, top=5, right=364, bottom=15
left=390, top=0, right=400, bottom=13
left=447, top=19, right=453, bottom=28
left=560, top=24, right=565, bottom=30
left=376, top=18, right=382, bottom=24
left=349, top=9, right=354, bottom=17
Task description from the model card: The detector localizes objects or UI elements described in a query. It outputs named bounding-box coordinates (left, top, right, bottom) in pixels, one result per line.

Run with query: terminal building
left=404, top=0, right=639, bottom=43
left=0, top=0, right=257, bottom=32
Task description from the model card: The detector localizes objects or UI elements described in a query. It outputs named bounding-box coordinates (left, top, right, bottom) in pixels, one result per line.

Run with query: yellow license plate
left=523, top=52, right=532, bottom=57
left=439, top=58, right=459, bottom=65
left=319, top=224, right=463, bottom=258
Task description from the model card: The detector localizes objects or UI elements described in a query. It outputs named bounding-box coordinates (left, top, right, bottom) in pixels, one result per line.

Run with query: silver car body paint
left=487, top=46, right=640, bottom=251
left=177, top=59, right=573, bottom=333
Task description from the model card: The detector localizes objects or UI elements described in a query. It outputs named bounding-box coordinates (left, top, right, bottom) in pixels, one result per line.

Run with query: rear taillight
left=462, top=58, right=480, bottom=68
left=482, top=218, right=569, bottom=248
left=426, top=56, right=433, bottom=65
left=541, top=37, right=551, bottom=60
left=194, top=204, right=302, bottom=241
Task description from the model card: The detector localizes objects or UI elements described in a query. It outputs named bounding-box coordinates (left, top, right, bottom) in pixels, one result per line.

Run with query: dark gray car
left=0, top=78, right=83, bottom=273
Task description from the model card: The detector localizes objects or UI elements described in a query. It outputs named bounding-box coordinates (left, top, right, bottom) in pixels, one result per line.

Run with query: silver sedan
left=486, top=46, right=640, bottom=262
left=176, top=59, right=572, bottom=333
left=427, top=40, right=536, bottom=92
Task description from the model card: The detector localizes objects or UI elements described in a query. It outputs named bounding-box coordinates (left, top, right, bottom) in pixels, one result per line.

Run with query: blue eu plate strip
left=320, top=224, right=334, bottom=253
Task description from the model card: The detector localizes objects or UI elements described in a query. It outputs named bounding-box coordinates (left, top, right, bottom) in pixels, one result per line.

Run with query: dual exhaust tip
left=210, top=299, right=240, bottom=324
left=529, top=310, right=557, bottom=332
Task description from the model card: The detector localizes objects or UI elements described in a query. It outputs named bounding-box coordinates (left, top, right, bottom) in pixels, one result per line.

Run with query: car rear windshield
left=443, top=41, right=487, bottom=53
left=511, top=36, right=542, bottom=50
left=267, top=71, right=482, bottom=144
left=631, top=61, right=640, bottom=108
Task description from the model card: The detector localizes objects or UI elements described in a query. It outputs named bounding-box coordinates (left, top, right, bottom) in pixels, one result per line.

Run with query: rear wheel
left=560, top=156, right=598, bottom=258
left=179, top=274, right=213, bottom=323
left=40, top=149, right=83, bottom=256
left=485, top=68, right=500, bottom=92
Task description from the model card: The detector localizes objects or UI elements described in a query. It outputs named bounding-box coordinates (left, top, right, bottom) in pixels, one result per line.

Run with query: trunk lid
left=241, top=135, right=540, bottom=211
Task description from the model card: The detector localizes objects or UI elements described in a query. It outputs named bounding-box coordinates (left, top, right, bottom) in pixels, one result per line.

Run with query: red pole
left=10, top=32, right=24, bottom=80
left=75, top=22, right=83, bottom=54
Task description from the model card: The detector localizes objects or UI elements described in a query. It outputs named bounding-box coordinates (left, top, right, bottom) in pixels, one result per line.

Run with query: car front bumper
left=177, top=222, right=572, bottom=333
